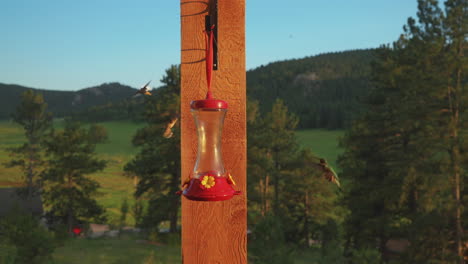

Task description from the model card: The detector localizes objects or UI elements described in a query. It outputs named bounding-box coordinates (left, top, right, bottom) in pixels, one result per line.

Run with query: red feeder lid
left=191, top=92, right=228, bottom=109
left=191, top=99, right=228, bottom=109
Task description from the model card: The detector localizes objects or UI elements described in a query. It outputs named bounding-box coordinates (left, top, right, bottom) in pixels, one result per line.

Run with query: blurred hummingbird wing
left=141, top=80, right=151, bottom=88
left=310, top=162, right=341, bottom=187
left=168, top=117, right=178, bottom=127
left=327, top=166, right=340, bottom=187
left=328, top=166, right=338, bottom=177
left=163, top=130, right=173, bottom=139
left=141, top=80, right=151, bottom=89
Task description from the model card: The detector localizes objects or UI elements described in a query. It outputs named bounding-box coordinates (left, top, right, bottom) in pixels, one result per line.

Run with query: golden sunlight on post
left=180, top=0, right=247, bottom=263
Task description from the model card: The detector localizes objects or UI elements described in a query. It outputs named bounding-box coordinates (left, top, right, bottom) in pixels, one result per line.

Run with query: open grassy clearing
left=0, top=121, right=343, bottom=225
left=51, top=235, right=181, bottom=264
left=296, top=129, right=344, bottom=169
left=0, top=120, right=144, bottom=226
left=0, top=120, right=344, bottom=263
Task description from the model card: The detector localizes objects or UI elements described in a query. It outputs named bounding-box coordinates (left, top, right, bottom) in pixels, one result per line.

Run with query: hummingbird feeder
left=181, top=15, right=240, bottom=202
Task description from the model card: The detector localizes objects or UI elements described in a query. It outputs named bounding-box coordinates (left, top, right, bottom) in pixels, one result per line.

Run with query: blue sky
left=0, top=0, right=418, bottom=91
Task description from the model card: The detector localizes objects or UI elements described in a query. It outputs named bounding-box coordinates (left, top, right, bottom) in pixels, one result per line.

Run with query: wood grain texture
left=180, top=0, right=247, bottom=263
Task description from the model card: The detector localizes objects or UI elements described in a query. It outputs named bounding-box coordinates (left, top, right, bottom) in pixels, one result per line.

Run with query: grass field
left=0, top=121, right=26, bottom=186
left=0, top=120, right=343, bottom=263
left=296, top=129, right=344, bottom=169
left=0, top=121, right=343, bottom=224
left=52, top=234, right=181, bottom=264
left=0, top=120, right=144, bottom=226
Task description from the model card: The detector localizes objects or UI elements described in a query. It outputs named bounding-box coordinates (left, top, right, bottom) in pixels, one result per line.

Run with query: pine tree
left=340, top=0, right=467, bottom=262
left=5, top=90, right=52, bottom=198
left=248, top=98, right=343, bottom=257
left=247, top=98, right=299, bottom=217
left=442, top=1, right=467, bottom=261
left=41, top=120, right=107, bottom=234
left=124, top=65, right=181, bottom=233
left=282, top=149, right=343, bottom=248
left=119, top=198, right=129, bottom=231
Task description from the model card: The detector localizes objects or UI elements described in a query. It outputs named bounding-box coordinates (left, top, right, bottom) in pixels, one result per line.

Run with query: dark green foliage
left=71, top=98, right=146, bottom=123
left=131, top=198, right=145, bottom=228
left=0, top=238, right=17, bottom=264
left=248, top=49, right=375, bottom=129
left=247, top=98, right=299, bottom=218
left=281, top=149, right=344, bottom=248
left=119, top=198, right=129, bottom=229
left=0, top=208, right=56, bottom=264
left=319, top=220, right=346, bottom=263
left=5, top=90, right=52, bottom=198
left=41, top=119, right=108, bottom=234
left=124, top=65, right=181, bottom=233
left=339, top=0, right=468, bottom=262
left=348, top=247, right=381, bottom=264
left=248, top=98, right=343, bottom=261
left=249, top=214, right=295, bottom=264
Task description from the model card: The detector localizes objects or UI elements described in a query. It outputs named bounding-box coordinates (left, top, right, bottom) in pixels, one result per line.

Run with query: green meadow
left=0, top=120, right=343, bottom=226
left=52, top=235, right=181, bottom=264
left=0, top=120, right=145, bottom=226
left=296, top=129, right=344, bottom=169
left=0, top=120, right=343, bottom=263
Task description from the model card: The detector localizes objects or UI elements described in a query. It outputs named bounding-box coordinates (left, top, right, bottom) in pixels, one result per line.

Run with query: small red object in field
left=72, top=227, right=82, bottom=235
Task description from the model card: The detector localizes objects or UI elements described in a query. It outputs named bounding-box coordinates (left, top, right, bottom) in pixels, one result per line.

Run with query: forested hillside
left=0, top=83, right=137, bottom=119
left=247, top=49, right=375, bottom=128
left=75, top=50, right=376, bottom=126
left=1, top=50, right=374, bottom=128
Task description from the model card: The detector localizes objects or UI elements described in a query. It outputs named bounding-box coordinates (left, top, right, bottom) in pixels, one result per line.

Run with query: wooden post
left=180, top=0, right=246, bottom=264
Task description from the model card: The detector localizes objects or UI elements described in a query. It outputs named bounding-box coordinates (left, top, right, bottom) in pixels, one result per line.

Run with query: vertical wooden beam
left=180, top=0, right=246, bottom=264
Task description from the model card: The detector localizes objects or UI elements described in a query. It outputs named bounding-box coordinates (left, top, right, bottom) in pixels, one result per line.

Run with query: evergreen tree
left=119, top=198, right=129, bottom=230
left=248, top=98, right=343, bottom=259
left=0, top=208, right=56, bottom=264
left=5, top=90, right=52, bottom=198
left=340, top=0, right=467, bottom=262
left=282, top=149, right=344, bottom=248
left=442, top=1, right=467, bottom=261
left=124, top=65, right=181, bottom=233
left=248, top=98, right=299, bottom=217
left=41, top=120, right=107, bottom=234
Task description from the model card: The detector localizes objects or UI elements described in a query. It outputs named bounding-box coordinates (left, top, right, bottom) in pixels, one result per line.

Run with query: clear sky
left=0, top=0, right=418, bottom=91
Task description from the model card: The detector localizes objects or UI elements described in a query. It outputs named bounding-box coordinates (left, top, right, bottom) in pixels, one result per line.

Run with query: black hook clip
left=205, top=0, right=218, bottom=70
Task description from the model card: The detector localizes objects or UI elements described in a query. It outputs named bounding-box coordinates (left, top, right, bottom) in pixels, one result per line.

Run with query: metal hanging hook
left=205, top=0, right=218, bottom=70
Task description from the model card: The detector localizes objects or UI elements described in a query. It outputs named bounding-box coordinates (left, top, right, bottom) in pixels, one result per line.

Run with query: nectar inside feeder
left=181, top=23, right=240, bottom=201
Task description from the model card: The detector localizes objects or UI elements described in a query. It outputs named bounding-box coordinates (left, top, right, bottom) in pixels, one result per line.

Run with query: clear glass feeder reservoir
left=182, top=98, right=240, bottom=201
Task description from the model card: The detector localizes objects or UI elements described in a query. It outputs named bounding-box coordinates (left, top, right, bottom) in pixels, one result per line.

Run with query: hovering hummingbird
left=134, top=81, right=152, bottom=96
left=163, top=117, right=178, bottom=138
left=314, top=158, right=340, bottom=187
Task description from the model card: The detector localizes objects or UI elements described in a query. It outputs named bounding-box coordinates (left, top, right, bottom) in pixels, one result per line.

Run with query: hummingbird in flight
left=134, top=80, right=152, bottom=96
left=163, top=117, right=178, bottom=138
left=311, top=158, right=340, bottom=187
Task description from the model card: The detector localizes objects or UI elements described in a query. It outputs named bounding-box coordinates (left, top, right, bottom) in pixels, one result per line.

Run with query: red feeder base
left=182, top=176, right=240, bottom=201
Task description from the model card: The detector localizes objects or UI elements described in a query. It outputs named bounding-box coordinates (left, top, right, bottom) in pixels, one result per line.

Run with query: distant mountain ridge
left=0, top=82, right=138, bottom=119
left=1, top=49, right=376, bottom=128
